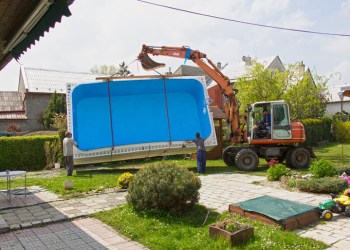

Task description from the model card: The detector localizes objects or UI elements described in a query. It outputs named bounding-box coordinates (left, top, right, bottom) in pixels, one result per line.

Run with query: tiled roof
left=0, top=91, right=23, bottom=112
left=22, top=66, right=103, bottom=94
left=210, top=106, right=226, bottom=119
left=173, top=65, right=211, bottom=85
left=327, top=84, right=350, bottom=103
left=0, top=111, right=27, bottom=120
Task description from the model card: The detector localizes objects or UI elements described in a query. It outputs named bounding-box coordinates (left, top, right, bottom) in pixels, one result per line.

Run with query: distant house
left=325, top=84, right=350, bottom=116
left=0, top=66, right=100, bottom=132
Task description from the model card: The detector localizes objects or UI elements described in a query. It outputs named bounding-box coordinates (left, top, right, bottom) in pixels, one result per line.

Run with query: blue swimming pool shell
left=71, top=77, right=212, bottom=151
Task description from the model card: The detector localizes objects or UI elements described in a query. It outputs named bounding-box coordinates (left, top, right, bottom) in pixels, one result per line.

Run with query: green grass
left=94, top=204, right=328, bottom=250
left=0, top=168, right=137, bottom=198
left=314, top=142, right=350, bottom=168
left=1, top=142, right=347, bottom=198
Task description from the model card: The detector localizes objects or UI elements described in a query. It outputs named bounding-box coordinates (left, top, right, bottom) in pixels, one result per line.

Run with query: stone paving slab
left=0, top=218, right=148, bottom=250
left=0, top=192, right=127, bottom=232
left=0, top=186, right=61, bottom=210
left=198, top=173, right=348, bottom=249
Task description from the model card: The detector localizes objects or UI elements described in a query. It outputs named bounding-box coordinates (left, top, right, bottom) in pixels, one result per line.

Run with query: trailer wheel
left=286, top=147, right=310, bottom=169
left=345, top=206, right=350, bottom=216
left=321, top=210, right=333, bottom=221
left=235, top=149, right=259, bottom=171
left=223, top=146, right=238, bottom=167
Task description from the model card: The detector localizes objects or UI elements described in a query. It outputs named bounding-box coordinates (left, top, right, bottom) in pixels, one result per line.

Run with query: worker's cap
left=65, top=131, right=72, bottom=136
left=263, top=108, right=268, bottom=112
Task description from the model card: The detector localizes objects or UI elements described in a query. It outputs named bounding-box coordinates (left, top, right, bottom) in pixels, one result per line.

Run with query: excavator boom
left=137, top=44, right=244, bottom=143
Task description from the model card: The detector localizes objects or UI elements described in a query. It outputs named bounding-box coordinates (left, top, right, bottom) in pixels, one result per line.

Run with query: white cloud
left=329, top=61, right=350, bottom=84
left=276, top=10, right=314, bottom=30
left=341, top=0, right=350, bottom=17
left=251, top=0, right=290, bottom=16
left=321, top=37, right=350, bottom=54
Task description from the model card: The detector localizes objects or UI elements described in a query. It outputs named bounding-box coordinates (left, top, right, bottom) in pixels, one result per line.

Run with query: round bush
left=309, top=159, right=336, bottom=178
left=126, top=163, right=201, bottom=211
left=116, top=172, right=134, bottom=189
left=267, top=163, right=288, bottom=181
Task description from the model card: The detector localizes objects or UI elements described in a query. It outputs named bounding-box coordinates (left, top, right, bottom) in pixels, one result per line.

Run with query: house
left=0, top=0, right=74, bottom=70
left=325, top=84, right=350, bottom=116
left=0, top=66, right=100, bottom=132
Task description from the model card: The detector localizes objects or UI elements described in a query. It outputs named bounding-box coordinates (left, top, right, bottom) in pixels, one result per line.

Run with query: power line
left=137, top=0, right=350, bottom=37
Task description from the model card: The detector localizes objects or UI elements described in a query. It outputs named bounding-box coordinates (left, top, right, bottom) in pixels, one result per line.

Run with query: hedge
left=0, top=135, right=58, bottom=171
left=333, top=121, right=350, bottom=143
left=300, top=118, right=332, bottom=146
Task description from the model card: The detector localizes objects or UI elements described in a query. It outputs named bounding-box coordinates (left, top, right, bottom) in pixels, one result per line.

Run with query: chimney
left=299, top=61, right=305, bottom=75
left=242, top=56, right=252, bottom=65
left=217, top=62, right=222, bottom=69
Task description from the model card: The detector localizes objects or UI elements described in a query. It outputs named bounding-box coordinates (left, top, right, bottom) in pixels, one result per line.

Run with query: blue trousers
left=197, top=150, right=206, bottom=173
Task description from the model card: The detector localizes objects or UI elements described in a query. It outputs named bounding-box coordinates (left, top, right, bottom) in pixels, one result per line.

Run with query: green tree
left=235, top=61, right=329, bottom=120
left=44, top=92, right=66, bottom=129
left=235, top=61, right=288, bottom=112
left=90, top=62, right=133, bottom=76
left=284, top=63, right=329, bottom=120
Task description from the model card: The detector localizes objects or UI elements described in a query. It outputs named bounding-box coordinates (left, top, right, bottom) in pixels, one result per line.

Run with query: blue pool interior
left=72, top=78, right=212, bottom=151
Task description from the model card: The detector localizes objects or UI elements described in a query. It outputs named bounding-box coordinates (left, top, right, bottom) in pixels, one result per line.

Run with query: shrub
left=0, top=135, right=58, bottom=171
left=296, top=177, right=347, bottom=193
left=5, top=123, right=21, bottom=133
left=301, top=118, right=332, bottom=146
left=267, top=163, right=288, bottom=181
left=333, top=121, right=350, bottom=143
left=309, top=159, right=336, bottom=178
left=126, top=163, right=201, bottom=211
left=117, top=172, right=134, bottom=189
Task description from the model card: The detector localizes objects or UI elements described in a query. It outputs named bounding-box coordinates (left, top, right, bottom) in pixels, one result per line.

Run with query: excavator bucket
left=139, top=53, right=166, bottom=71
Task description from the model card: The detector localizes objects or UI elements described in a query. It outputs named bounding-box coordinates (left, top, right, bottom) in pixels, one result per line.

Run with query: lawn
left=313, top=142, right=350, bottom=168
left=94, top=204, right=327, bottom=250
left=2, top=143, right=348, bottom=198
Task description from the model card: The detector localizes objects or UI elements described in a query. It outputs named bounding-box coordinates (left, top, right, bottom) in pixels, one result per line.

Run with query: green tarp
left=233, top=195, right=318, bottom=223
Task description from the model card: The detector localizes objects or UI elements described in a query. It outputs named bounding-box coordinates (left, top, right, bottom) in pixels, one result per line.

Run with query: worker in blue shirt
left=260, top=108, right=271, bottom=130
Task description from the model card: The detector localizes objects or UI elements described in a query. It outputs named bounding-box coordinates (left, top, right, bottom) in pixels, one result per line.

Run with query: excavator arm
left=137, top=45, right=245, bottom=143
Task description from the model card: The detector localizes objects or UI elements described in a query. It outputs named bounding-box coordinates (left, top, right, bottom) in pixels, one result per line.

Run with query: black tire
left=286, top=147, right=310, bottom=169
left=345, top=206, right=350, bottom=217
left=223, top=146, right=238, bottom=167
left=235, top=149, right=259, bottom=171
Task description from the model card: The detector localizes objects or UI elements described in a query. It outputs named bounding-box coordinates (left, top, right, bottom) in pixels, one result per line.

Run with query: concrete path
left=0, top=191, right=126, bottom=233
left=1, top=172, right=350, bottom=249
left=0, top=218, right=147, bottom=250
left=198, top=173, right=350, bottom=249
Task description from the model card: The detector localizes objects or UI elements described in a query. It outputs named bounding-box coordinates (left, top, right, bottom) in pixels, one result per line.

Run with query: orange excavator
left=138, top=45, right=314, bottom=171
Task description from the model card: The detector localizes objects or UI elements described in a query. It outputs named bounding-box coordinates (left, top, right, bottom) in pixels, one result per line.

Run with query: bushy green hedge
left=301, top=118, right=332, bottom=146
left=333, top=121, right=350, bottom=143
left=0, top=135, right=58, bottom=171
left=295, top=177, right=347, bottom=194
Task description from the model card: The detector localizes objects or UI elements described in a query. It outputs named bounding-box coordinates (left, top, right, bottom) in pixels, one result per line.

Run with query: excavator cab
left=248, top=101, right=292, bottom=142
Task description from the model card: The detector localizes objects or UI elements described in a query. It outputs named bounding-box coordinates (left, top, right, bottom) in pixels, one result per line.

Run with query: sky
left=0, top=0, right=349, bottom=91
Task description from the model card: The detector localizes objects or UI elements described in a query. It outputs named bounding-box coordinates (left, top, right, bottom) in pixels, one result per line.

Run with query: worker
left=191, top=132, right=207, bottom=174
left=63, top=131, right=78, bottom=176
left=260, top=108, right=271, bottom=130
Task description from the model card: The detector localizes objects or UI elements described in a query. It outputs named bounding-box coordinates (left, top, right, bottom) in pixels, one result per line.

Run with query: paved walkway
left=1, top=172, right=350, bottom=249
left=0, top=191, right=126, bottom=233
left=198, top=173, right=350, bottom=249
left=0, top=218, right=147, bottom=250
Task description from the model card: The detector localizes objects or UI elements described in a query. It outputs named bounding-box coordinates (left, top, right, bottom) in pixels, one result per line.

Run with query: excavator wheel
left=235, top=149, right=259, bottom=171
left=223, top=146, right=238, bottom=167
left=286, top=147, right=310, bottom=169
